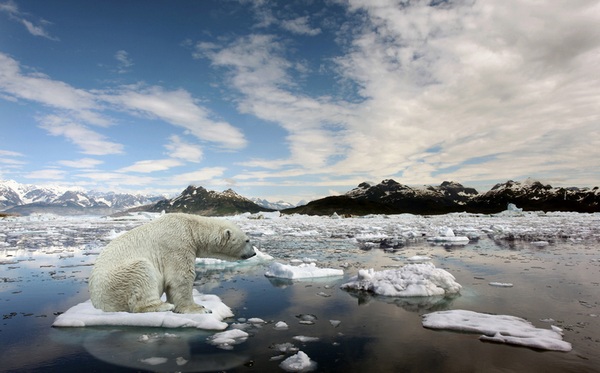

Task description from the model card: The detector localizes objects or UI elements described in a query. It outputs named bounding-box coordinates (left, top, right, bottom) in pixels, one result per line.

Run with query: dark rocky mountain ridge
left=283, top=179, right=600, bottom=215
left=146, top=185, right=274, bottom=216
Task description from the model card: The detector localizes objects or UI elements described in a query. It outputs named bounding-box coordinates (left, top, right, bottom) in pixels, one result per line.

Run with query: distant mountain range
left=0, top=180, right=165, bottom=216
left=283, top=179, right=600, bottom=215
left=0, top=180, right=288, bottom=216
left=2, top=178, right=598, bottom=216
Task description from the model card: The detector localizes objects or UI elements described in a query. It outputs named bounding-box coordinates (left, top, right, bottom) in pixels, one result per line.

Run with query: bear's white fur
left=89, top=213, right=255, bottom=314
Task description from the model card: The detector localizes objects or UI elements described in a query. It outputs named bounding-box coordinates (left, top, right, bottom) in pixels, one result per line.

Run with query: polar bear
left=89, top=213, right=255, bottom=314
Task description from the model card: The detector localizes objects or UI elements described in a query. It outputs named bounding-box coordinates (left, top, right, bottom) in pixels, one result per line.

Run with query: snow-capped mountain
left=146, top=185, right=274, bottom=216
left=0, top=180, right=163, bottom=215
left=284, top=179, right=600, bottom=215
left=469, top=179, right=600, bottom=213
left=250, top=198, right=296, bottom=210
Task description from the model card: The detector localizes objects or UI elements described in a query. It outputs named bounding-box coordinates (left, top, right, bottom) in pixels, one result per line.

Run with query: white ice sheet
left=422, top=309, right=572, bottom=352
left=52, top=290, right=233, bottom=330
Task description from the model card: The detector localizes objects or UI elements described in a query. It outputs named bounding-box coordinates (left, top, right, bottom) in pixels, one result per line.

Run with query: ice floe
left=341, top=262, right=461, bottom=297
left=280, top=351, right=317, bottom=372
left=422, top=309, right=572, bottom=352
left=52, top=290, right=232, bottom=330
left=427, top=227, right=469, bottom=244
left=489, top=282, right=514, bottom=287
left=265, top=262, right=344, bottom=279
left=206, top=329, right=249, bottom=350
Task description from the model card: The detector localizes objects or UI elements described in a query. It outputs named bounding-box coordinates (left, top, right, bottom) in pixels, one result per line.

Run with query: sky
left=1, top=0, right=599, bottom=204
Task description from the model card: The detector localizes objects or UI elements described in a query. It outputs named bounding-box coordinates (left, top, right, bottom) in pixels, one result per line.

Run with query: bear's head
left=208, top=222, right=256, bottom=261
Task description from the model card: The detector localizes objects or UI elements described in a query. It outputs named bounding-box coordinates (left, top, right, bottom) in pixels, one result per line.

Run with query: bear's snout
left=241, top=251, right=256, bottom=260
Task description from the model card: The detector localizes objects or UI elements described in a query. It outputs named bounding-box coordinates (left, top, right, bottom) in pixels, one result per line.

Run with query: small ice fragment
left=316, top=292, right=331, bottom=297
left=489, top=282, right=513, bottom=287
left=407, top=255, right=431, bottom=262
left=230, top=322, right=251, bottom=330
left=140, top=357, right=168, bottom=365
left=271, top=342, right=298, bottom=353
left=443, top=227, right=455, bottom=237
left=532, top=241, right=549, bottom=247
left=175, top=357, right=188, bottom=366
left=248, top=317, right=265, bottom=324
left=296, top=314, right=318, bottom=325
left=293, top=335, right=320, bottom=342
left=329, top=320, right=341, bottom=327
left=207, top=329, right=249, bottom=350
left=265, top=262, right=343, bottom=279
left=274, top=321, right=289, bottom=330
left=279, top=351, right=317, bottom=372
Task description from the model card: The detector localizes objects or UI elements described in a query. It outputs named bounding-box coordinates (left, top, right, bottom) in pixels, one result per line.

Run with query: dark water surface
left=1, top=215, right=599, bottom=372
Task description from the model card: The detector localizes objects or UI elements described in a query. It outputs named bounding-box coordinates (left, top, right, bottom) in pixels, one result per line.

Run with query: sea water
left=1, top=212, right=599, bottom=372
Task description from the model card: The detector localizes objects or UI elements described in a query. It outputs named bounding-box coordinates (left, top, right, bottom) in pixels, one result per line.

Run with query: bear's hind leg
left=124, top=259, right=175, bottom=313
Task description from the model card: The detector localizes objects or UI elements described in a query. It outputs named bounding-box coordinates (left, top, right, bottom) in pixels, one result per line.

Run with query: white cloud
left=58, top=158, right=104, bottom=169
left=0, top=149, right=24, bottom=157
left=165, top=135, right=203, bottom=163
left=193, top=0, right=600, bottom=192
left=25, top=169, right=66, bottom=180
left=0, top=0, right=59, bottom=40
left=332, top=0, right=600, bottom=185
left=38, top=115, right=124, bottom=156
left=281, top=16, right=321, bottom=36
left=114, top=50, right=134, bottom=73
left=103, top=85, right=247, bottom=149
left=195, top=34, right=351, bottom=169
left=76, top=171, right=156, bottom=187
left=167, top=167, right=227, bottom=186
left=118, top=159, right=183, bottom=173
left=0, top=53, right=108, bottom=126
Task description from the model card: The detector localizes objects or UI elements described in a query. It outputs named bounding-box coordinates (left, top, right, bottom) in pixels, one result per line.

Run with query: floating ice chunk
left=279, top=351, right=317, bottom=372
left=274, top=321, right=289, bottom=330
left=52, top=290, right=232, bottom=330
left=427, top=227, right=469, bottom=243
left=422, top=309, right=572, bottom=352
left=489, top=282, right=513, bottom=287
left=407, top=255, right=431, bottom=262
left=207, top=329, right=249, bottom=350
left=507, top=203, right=522, bottom=211
left=265, top=262, right=343, bottom=279
left=293, top=335, right=320, bottom=343
left=271, top=342, right=298, bottom=353
left=296, top=313, right=318, bottom=325
left=531, top=241, right=549, bottom=247
left=329, top=320, right=341, bottom=327
left=443, top=227, right=455, bottom=237
left=248, top=317, right=266, bottom=324
left=341, top=263, right=461, bottom=297
left=140, top=357, right=168, bottom=366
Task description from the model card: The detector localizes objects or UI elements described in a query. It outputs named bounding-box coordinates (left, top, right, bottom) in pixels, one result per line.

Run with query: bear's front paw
left=175, top=304, right=212, bottom=314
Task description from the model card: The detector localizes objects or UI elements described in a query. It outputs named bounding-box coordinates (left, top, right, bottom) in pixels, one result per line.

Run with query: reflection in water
left=79, top=329, right=250, bottom=372
left=345, top=291, right=460, bottom=312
